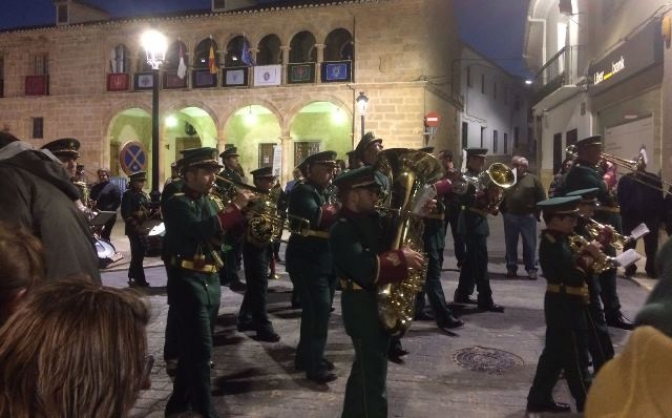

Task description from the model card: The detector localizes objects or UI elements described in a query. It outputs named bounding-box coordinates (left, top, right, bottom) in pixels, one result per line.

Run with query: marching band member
left=330, top=165, right=424, bottom=418
left=563, top=135, right=632, bottom=330
left=218, top=147, right=246, bottom=291
left=286, top=151, right=340, bottom=383
left=453, top=148, right=505, bottom=312
left=526, top=196, right=596, bottom=414
left=163, top=147, right=252, bottom=418
left=121, top=170, right=152, bottom=287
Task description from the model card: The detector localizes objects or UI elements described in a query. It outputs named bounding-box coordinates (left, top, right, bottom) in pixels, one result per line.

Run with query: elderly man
left=501, top=156, right=546, bottom=280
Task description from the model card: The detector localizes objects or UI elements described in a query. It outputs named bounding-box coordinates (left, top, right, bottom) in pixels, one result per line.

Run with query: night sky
left=1, top=0, right=530, bottom=77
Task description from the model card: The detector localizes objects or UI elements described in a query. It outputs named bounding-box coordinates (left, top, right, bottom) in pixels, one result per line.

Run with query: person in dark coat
left=617, top=156, right=665, bottom=278
left=563, top=135, right=632, bottom=330
left=121, top=171, right=152, bottom=287
left=89, top=168, right=122, bottom=241
left=330, top=165, right=424, bottom=418
left=0, top=133, right=100, bottom=283
left=163, top=147, right=252, bottom=418
left=286, top=151, right=340, bottom=384
left=526, top=196, right=594, bottom=414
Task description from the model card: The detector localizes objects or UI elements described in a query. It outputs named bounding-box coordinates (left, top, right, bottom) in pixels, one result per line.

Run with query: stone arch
left=161, top=104, right=218, bottom=176
left=257, top=34, right=282, bottom=65
left=288, top=30, right=317, bottom=63
left=324, top=28, right=354, bottom=61
left=104, top=106, right=153, bottom=182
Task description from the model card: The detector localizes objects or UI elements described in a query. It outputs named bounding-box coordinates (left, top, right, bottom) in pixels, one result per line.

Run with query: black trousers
left=444, top=210, right=466, bottom=267
left=585, top=274, right=614, bottom=373
left=127, top=233, right=146, bottom=284
left=415, top=231, right=454, bottom=326
left=455, top=234, right=492, bottom=304
left=100, top=214, right=117, bottom=242
left=623, top=215, right=660, bottom=277
left=238, top=242, right=274, bottom=334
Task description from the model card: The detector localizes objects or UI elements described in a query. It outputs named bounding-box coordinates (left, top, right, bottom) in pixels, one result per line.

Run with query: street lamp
left=356, top=91, right=369, bottom=139
left=140, top=29, right=167, bottom=203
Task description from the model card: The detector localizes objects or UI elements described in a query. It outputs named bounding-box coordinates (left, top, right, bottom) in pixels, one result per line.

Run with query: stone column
left=280, top=45, right=290, bottom=85
left=314, top=43, right=325, bottom=83
left=279, top=132, right=292, bottom=184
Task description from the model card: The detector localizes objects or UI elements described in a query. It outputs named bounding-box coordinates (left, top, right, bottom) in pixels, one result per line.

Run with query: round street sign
left=119, top=141, right=148, bottom=175
left=424, top=111, right=441, bottom=128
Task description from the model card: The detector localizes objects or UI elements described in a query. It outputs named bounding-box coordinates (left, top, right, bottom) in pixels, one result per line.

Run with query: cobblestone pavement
left=102, top=219, right=651, bottom=418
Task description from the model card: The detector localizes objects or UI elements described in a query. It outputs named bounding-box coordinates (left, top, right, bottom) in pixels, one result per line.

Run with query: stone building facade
left=0, top=0, right=460, bottom=187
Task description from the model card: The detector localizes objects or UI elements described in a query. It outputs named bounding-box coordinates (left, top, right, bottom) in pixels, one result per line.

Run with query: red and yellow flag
left=208, top=45, right=218, bottom=75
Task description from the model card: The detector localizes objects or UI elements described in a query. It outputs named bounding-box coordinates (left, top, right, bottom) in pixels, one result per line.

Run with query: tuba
left=375, top=148, right=444, bottom=336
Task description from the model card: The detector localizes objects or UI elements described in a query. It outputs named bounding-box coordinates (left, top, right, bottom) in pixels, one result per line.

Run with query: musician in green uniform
left=566, top=188, right=615, bottom=373
left=563, top=135, right=632, bottom=330
left=237, top=166, right=281, bottom=342
left=163, top=147, right=252, bottom=418
left=414, top=147, right=464, bottom=332
left=453, top=148, right=504, bottom=312
left=527, top=196, right=596, bottom=414
left=330, top=165, right=424, bottom=418
left=121, top=171, right=151, bottom=287
left=286, top=151, right=340, bottom=384
left=217, top=147, right=246, bottom=291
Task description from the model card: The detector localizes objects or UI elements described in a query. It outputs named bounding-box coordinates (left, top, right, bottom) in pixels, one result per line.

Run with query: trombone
left=566, top=145, right=672, bottom=197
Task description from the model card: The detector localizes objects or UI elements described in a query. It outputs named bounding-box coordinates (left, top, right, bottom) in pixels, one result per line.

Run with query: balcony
left=531, top=46, right=585, bottom=110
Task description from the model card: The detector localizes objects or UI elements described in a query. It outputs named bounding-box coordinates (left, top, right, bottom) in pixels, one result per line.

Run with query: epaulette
left=543, top=233, right=556, bottom=243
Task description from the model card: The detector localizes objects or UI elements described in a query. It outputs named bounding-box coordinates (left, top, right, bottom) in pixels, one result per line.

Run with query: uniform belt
left=299, top=229, right=330, bottom=239
left=171, top=257, right=219, bottom=274
left=594, top=206, right=620, bottom=213
left=547, top=283, right=589, bottom=299
left=340, top=279, right=364, bottom=291
left=425, top=214, right=444, bottom=220
left=467, top=207, right=489, bottom=217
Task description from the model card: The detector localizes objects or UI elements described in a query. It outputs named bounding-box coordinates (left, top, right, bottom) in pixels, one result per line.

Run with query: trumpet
left=568, top=234, right=616, bottom=273
left=566, top=145, right=672, bottom=196
left=582, top=216, right=632, bottom=249
left=212, top=175, right=311, bottom=244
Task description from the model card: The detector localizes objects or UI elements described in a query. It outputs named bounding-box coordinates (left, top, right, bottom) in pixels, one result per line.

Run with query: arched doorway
left=162, top=106, right=217, bottom=179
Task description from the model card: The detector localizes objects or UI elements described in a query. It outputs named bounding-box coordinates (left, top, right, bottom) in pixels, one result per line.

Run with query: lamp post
left=356, top=91, right=369, bottom=139
left=140, top=29, right=167, bottom=203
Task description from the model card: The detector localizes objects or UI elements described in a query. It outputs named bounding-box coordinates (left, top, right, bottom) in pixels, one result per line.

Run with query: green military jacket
left=564, top=160, right=621, bottom=232
left=539, top=229, right=586, bottom=288
left=121, top=187, right=150, bottom=235
left=160, top=178, right=184, bottom=211
left=330, top=208, right=408, bottom=289
left=285, top=181, right=338, bottom=275
left=457, top=170, right=489, bottom=237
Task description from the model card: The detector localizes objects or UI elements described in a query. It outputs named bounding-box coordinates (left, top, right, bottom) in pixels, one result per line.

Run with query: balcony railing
left=531, top=45, right=585, bottom=106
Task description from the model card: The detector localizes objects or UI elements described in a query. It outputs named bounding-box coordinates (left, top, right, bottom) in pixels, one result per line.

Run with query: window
left=110, top=44, right=130, bottom=73
left=466, top=67, right=471, bottom=87
left=481, top=74, right=485, bottom=94
left=480, top=126, right=486, bottom=147
left=57, top=4, right=68, bottom=24
left=504, top=133, right=508, bottom=154
left=553, top=132, right=563, bottom=173
left=514, top=126, right=520, bottom=149
left=493, top=130, right=498, bottom=153
left=32, top=117, right=44, bottom=139
left=33, top=54, right=48, bottom=75
left=294, top=141, right=320, bottom=167
left=258, top=143, right=275, bottom=168
left=461, top=122, right=468, bottom=148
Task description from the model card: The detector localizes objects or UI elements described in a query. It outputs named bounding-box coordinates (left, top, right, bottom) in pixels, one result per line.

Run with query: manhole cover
left=452, top=346, right=524, bottom=375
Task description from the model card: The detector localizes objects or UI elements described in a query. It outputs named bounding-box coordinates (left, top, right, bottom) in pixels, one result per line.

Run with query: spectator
left=617, top=156, right=665, bottom=278
left=285, top=167, right=304, bottom=194
left=0, top=132, right=100, bottom=283
left=548, top=158, right=573, bottom=197
left=0, top=277, right=151, bottom=418
left=0, top=222, right=44, bottom=327
left=335, top=159, right=346, bottom=176
left=90, top=168, right=122, bottom=241
left=501, top=156, right=547, bottom=279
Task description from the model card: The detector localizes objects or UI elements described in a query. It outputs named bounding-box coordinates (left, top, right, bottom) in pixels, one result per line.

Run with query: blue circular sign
left=119, top=141, right=148, bottom=176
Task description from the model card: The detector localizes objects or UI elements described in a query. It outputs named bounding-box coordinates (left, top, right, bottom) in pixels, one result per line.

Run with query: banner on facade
left=193, top=70, right=217, bottom=88
left=224, top=67, right=248, bottom=87
left=272, top=145, right=282, bottom=178
left=107, top=73, right=129, bottom=91
left=321, top=61, right=351, bottom=82
left=25, top=75, right=49, bottom=96
left=253, top=65, right=282, bottom=87
left=134, top=72, right=154, bottom=90
left=164, top=71, right=187, bottom=89
left=288, top=63, right=314, bottom=84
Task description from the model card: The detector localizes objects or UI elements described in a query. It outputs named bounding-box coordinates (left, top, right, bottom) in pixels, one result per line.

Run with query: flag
left=177, top=44, right=187, bottom=79
left=241, top=39, right=255, bottom=66
left=208, top=44, right=218, bottom=75
left=253, top=65, right=282, bottom=86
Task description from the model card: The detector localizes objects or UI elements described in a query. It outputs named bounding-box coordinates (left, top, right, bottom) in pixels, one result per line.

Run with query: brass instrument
left=566, top=145, right=672, bottom=196
left=478, top=162, right=516, bottom=211
left=374, top=148, right=444, bottom=336
left=582, top=216, right=631, bottom=249
left=213, top=175, right=310, bottom=244
left=568, top=234, right=615, bottom=273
